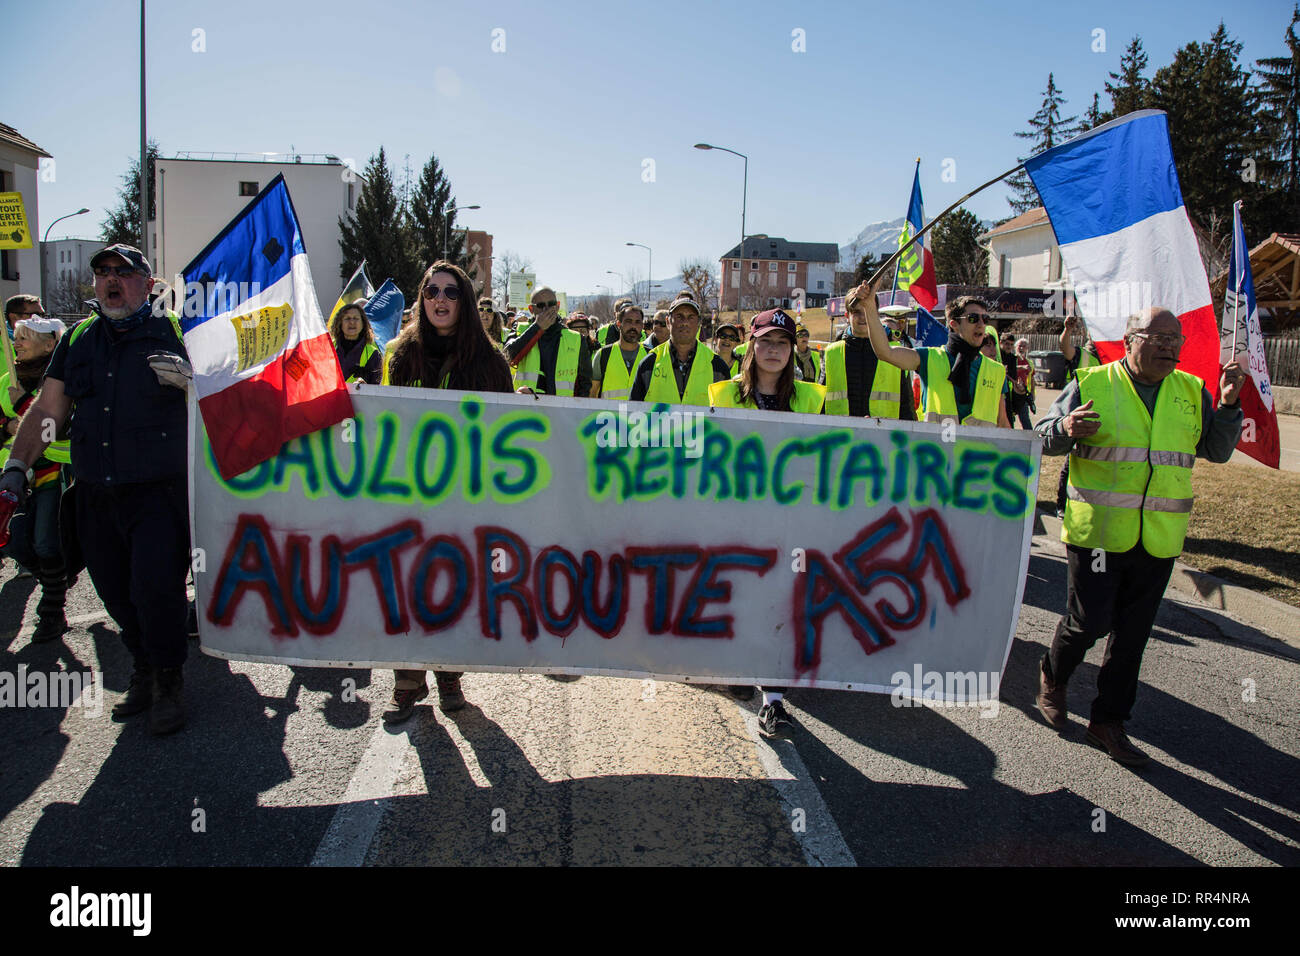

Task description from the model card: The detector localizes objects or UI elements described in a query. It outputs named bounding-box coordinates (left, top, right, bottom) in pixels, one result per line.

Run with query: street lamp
left=41, top=207, right=91, bottom=302
left=445, top=203, right=481, bottom=259
left=626, top=242, right=651, bottom=308
left=694, top=143, right=747, bottom=323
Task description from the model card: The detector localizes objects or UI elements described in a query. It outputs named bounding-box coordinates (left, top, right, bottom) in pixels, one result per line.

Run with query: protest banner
left=0, top=192, right=33, bottom=249
left=508, top=272, right=536, bottom=307
left=191, top=390, right=1041, bottom=700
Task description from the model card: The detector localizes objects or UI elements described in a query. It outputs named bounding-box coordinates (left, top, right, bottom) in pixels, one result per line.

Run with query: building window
left=239, top=181, right=259, bottom=196
left=788, top=262, right=796, bottom=272
left=768, top=261, right=777, bottom=271
left=750, top=261, right=758, bottom=270
left=731, top=273, right=739, bottom=289
left=347, top=182, right=354, bottom=210
left=732, top=260, right=740, bottom=269
left=787, top=273, right=796, bottom=288
left=768, top=273, right=776, bottom=288
left=816, top=280, right=824, bottom=290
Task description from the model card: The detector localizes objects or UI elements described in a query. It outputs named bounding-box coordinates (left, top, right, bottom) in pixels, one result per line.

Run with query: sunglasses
left=569, top=322, right=589, bottom=330
left=653, top=320, right=667, bottom=327
left=717, top=334, right=739, bottom=343
left=961, top=313, right=988, bottom=324
left=532, top=300, right=557, bottom=310
left=423, top=283, right=461, bottom=301
left=478, top=305, right=494, bottom=312
left=93, top=265, right=142, bottom=278
left=1130, top=332, right=1186, bottom=348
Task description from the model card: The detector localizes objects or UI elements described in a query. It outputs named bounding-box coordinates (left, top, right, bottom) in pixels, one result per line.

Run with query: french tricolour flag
left=896, top=163, right=938, bottom=310
left=1024, top=110, right=1220, bottom=396
left=1222, top=201, right=1280, bottom=468
left=181, top=174, right=353, bottom=480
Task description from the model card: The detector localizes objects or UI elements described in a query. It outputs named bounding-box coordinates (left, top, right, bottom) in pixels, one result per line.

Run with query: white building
left=980, top=207, right=1068, bottom=289
left=41, top=237, right=100, bottom=305
left=0, top=122, right=50, bottom=308
left=151, top=154, right=360, bottom=306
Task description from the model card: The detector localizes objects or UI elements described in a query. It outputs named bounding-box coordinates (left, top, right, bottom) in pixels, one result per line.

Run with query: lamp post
left=445, top=203, right=480, bottom=259
left=41, top=207, right=91, bottom=302
left=625, top=242, right=651, bottom=308
left=693, top=142, right=747, bottom=323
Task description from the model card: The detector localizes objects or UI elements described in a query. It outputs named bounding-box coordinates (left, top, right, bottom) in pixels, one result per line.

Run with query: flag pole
left=869, top=162, right=1023, bottom=289
left=1230, top=200, right=1242, bottom=359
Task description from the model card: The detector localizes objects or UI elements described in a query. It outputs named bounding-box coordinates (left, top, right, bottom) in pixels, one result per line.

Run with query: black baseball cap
left=90, top=243, right=152, bottom=274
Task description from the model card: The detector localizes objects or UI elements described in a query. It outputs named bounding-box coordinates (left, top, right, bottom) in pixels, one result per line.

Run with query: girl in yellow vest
left=1, top=317, right=73, bottom=641
left=708, top=308, right=826, bottom=735
left=330, top=303, right=383, bottom=385
left=380, top=260, right=515, bottom=725
left=857, top=280, right=1011, bottom=429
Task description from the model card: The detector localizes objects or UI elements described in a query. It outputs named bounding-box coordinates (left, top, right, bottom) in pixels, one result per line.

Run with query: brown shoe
left=382, top=683, right=429, bottom=725
left=1035, top=660, right=1068, bottom=730
left=111, top=666, right=153, bottom=720
left=435, top=672, right=465, bottom=712
left=1085, top=720, right=1151, bottom=767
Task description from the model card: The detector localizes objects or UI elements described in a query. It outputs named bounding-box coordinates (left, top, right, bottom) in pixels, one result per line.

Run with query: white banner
left=190, top=389, right=1041, bottom=700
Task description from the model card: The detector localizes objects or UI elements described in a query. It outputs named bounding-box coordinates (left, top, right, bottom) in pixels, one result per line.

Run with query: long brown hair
left=329, top=302, right=374, bottom=348
left=735, top=331, right=796, bottom=410
left=388, top=261, right=513, bottom=393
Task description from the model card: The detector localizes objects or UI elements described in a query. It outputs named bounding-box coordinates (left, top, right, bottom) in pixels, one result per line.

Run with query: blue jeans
left=2, top=483, right=62, bottom=572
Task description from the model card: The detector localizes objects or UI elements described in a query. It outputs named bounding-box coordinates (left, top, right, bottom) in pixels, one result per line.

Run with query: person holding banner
left=382, top=260, right=515, bottom=724
left=1034, top=307, right=1245, bottom=767
left=590, top=303, right=647, bottom=399
left=504, top=286, right=593, bottom=397
left=820, top=284, right=914, bottom=420
left=708, top=308, right=826, bottom=734
left=330, top=303, right=382, bottom=385
left=0, top=244, right=192, bottom=735
left=629, top=293, right=730, bottom=405
left=858, top=282, right=1010, bottom=428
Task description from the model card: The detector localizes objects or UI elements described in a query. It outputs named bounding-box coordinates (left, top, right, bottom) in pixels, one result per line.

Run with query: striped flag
left=1024, top=110, right=1219, bottom=395
left=1221, top=201, right=1280, bottom=468
left=181, top=174, right=353, bottom=480
left=895, top=162, right=938, bottom=310
left=331, top=261, right=374, bottom=324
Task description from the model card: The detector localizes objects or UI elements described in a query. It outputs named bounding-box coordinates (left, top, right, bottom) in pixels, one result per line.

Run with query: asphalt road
left=2, top=524, right=1297, bottom=867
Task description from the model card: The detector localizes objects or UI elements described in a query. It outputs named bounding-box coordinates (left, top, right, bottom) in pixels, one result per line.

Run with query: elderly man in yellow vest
left=504, top=286, right=593, bottom=397
left=1034, top=307, right=1245, bottom=767
left=628, top=292, right=730, bottom=405
left=590, top=302, right=649, bottom=399
left=855, top=280, right=1011, bottom=428
left=820, top=284, right=914, bottom=420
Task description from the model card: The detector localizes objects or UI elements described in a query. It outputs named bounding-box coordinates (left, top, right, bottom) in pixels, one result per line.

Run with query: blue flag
left=364, top=279, right=404, bottom=351
left=915, top=306, right=947, bottom=347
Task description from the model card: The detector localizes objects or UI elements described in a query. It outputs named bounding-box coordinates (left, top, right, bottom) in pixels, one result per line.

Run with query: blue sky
left=11, top=0, right=1293, bottom=298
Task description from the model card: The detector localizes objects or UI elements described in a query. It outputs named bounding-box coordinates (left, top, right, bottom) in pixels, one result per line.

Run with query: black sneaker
left=758, top=700, right=794, bottom=737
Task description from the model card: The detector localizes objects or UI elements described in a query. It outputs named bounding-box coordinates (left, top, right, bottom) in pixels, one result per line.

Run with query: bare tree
left=492, top=250, right=534, bottom=307
left=47, top=272, right=95, bottom=316
left=680, top=257, right=719, bottom=311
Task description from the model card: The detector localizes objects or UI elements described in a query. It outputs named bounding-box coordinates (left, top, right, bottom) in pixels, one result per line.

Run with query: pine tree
left=1078, top=92, right=1104, bottom=133
left=100, top=140, right=160, bottom=246
left=1103, top=36, right=1150, bottom=120
left=930, top=207, right=989, bottom=286
left=407, top=153, right=477, bottom=284
left=337, top=147, right=419, bottom=301
left=1148, top=23, right=1256, bottom=228
left=1006, top=74, right=1078, bottom=214
left=1253, top=4, right=1300, bottom=237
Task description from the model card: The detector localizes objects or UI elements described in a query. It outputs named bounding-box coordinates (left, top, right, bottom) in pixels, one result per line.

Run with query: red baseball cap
left=749, top=309, right=797, bottom=340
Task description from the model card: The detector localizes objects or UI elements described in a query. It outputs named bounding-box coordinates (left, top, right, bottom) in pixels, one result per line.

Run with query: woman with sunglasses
left=381, top=261, right=514, bottom=725
left=708, top=308, right=826, bottom=736
left=329, top=303, right=382, bottom=385
left=712, top=323, right=741, bottom=376
left=477, top=296, right=505, bottom=344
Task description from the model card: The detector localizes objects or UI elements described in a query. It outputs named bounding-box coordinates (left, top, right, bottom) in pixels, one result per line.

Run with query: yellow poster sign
left=229, top=303, right=293, bottom=373
left=0, top=192, right=33, bottom=250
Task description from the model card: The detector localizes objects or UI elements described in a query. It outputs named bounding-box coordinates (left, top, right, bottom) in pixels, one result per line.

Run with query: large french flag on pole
left=1024, top=110, right=1220, bottom=396
left=1222, top=201, right=1280, bottom=468
left=895, top=162, right=938, bottom=310
left=181, top=174, right=353, bottom=480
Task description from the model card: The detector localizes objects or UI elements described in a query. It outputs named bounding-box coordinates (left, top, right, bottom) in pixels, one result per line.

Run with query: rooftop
left=721, top=235, right=839, bottom=262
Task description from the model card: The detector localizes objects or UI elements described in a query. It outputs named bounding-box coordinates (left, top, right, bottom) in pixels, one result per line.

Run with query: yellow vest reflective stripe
left=344, top=342, right=379, bottom=383
left=708, top=377, right=826, bottom=413
left=1062, top=364, right=1202, bottom=559
left=513, top=328, right=581, bottom=395
left=645, top=342, right=717, bottom=406
left=923, top=348, right=1004, bottom=426
left=822, top=341, right=903, bottom=418
left=381, top=340, right=397, bottom=385
left=597, top=344, right=646, bottom=400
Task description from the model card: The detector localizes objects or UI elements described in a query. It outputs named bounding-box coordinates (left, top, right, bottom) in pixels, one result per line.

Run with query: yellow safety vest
left=597, top=344, right=647, bottom=400
left=1063, top=364, right=1202, bottom=559
left=796, top=347, right=822, bottom=384
left=644, top=341, right=718, bottom=406
left=344, top=342, right=379, bottom=384
left=821, top=341, right=902, bottom=418
left=708, top=377, right=826, bottom=414
left=1, top=370, right=71, bottom=464
left=514, top=328, right=582, bottom=395
left=1078, top=348, right=1100, bottom=369
left=923, top=348, right=1005, bottom=427
left=381, top=339, right=398, bottom=385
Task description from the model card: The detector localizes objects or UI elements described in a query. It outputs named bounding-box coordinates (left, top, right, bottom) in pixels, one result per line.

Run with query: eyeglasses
left=1130, top=332, right=1185, bottom=348
left=532, top=300, right=557, bottom=310
left=423, top=283, right=461, bottom=301
left=652, top=320, right=667, bottom=327
left=93, top=265, right=142, bottom=278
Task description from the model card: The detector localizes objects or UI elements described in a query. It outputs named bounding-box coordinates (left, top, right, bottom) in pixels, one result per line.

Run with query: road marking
left=740, top=703, right=857, bottom=866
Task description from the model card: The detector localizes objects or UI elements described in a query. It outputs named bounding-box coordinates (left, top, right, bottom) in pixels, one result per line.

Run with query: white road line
left=309, top=720, right=425, bottom=867
left=739, top=704, right=857, bottom=867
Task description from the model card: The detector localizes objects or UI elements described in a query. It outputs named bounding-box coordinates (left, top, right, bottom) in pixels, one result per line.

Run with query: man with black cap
left=628, top=292, right=730, bottom=405
left=0, top=243, right=194, bottom=735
